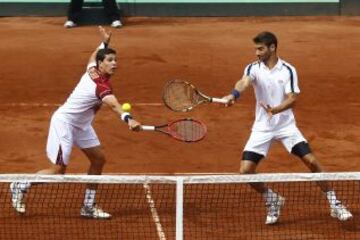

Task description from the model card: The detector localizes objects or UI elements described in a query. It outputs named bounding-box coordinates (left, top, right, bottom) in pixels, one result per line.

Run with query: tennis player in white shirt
left=223, top=31, right=352, bottom=224
left=10, top=26, right=140, bottom=219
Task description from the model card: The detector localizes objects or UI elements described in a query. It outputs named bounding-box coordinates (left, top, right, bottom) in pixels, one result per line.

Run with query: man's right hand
left=222, top=94, right=235, bottom=107
left=99, top=26, right=112, bottom=45
left=128, top=119, right=141, bottom=132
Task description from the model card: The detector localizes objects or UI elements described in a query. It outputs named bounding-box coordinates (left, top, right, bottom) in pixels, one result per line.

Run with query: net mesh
left=0, top=173, right=359, bottom=240
left=184, top=181, right=358, bottom=240
left=162, top=80, right=201, bottom=112
left=1, top=183, right=176, bottom=240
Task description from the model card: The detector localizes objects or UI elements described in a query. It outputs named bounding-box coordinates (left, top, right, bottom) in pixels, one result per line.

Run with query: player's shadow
left=284, top=214, right=360, bottom=233
left=340, top=216, right=360, bottom=232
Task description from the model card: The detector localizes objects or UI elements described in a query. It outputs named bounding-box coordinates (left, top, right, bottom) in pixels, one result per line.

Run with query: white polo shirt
left=245, top=58, right=300, bottom=131
left=54, top=62, right=113, bottom=130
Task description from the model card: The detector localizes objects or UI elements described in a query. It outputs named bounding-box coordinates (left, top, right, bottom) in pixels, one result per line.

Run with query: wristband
left=98, top=42, right=108, bottom=50
left=121, top=112, right=133, bottom=123
left=231, top=89, right=241, bottom=100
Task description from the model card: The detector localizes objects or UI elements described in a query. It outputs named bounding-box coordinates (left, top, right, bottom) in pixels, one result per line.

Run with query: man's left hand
left=260, top=102, right=274, bottom=118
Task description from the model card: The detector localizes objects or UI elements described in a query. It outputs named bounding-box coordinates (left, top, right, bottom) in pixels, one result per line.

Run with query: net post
left=176, top=177, right=184, bottom=240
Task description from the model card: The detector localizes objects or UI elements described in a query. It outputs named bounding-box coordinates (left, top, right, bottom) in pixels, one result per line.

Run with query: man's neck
left=264, top=55, right=278, bottom=70
left=96, top=67, right=111, bottom=79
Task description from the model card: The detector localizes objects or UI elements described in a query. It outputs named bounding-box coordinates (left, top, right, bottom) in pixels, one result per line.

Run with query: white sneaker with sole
left=80, top=205, right=111, bottom=219
left=265, top=196, right=285, bottom=225
left=330, top=202, right=353, bottom=221
left=111, top=20, right=122, bottom=28
left=64, top=20, right=77, bottom=28
left=10, top=182, right=26, bottom=214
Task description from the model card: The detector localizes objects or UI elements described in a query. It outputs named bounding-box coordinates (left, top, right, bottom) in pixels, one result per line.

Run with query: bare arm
left=260, top=92, right=298, bottom=117
left=102, top=95, right=141, bottom=131
left=234, top=75, right=252, bottom=93
left=88, top=26, right=112, bottom=65
left=222, top=75, right=252, bottom=106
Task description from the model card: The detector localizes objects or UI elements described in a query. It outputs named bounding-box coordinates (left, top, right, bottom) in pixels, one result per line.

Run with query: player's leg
left=296, top=145, right=352, bottom=221
left=11, top=163, right=68, bottom=212
left=242, top=131, right=285, bottom=225
left=36, top=164, right=67, bottom=175
left=280, top=126, right=352, bottom=221
left=102, top=0, right=122, bottom=28
left=293, top=144, right=330, bottom=190
left=240, top=155, right=266, bottom=193
left=10, top=116, right=72, bottom=214
left=76, top=127, right=111, bottom=219
left=64, top=0, right=84, bottom=28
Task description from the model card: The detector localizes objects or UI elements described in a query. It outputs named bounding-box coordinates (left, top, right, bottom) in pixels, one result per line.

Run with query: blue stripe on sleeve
left=282, top=63, right=294, bottom=93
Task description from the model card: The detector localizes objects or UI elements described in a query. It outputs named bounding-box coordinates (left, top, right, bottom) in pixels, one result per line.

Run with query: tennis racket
left=141, top=118, right=207, bottom=142
left=162, top=79, right=229, bottom=112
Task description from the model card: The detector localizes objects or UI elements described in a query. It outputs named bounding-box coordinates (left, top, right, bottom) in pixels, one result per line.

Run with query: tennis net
left=0, top=173, right=359, bottom=240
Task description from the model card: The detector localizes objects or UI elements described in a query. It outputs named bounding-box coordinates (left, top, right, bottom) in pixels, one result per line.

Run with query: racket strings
left=163, top=81, right=199, bottom=112
left=170, top=120, right=206, bottom=142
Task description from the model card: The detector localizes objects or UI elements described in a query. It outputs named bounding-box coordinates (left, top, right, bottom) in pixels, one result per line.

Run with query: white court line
left=143, top=183, right=167, bottom=240
left=107, top=172, right=239, bottom=175
left=0, top=102, right=163, bottom=107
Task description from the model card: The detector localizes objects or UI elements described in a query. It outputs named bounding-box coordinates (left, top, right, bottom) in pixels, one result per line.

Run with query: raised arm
left=222, top=75, right=252, bottom=106
left=88, top=26, right=112, bottom=65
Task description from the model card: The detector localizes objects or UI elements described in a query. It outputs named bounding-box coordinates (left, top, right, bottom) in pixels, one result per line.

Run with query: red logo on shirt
left=88, top=67, right=100, bottom=80
left=88, top=67, right=112, bottom=100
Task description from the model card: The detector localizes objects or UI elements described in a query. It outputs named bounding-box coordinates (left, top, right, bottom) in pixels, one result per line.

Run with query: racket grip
left=211, top=97, right=229, bottom=104
left=141, top=125, right=155, bottom=131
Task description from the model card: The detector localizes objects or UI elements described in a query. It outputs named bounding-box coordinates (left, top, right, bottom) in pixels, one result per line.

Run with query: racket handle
left=141, top=125, right=155, bottom=131
left=211, top=97, right=229, bottom=104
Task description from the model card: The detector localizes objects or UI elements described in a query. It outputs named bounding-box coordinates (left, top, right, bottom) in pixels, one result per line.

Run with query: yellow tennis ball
left=122, top=103, right=131, bottom=112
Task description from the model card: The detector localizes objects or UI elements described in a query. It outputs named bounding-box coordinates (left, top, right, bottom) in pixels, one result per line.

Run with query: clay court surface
left=0, top=16, right=359, bottom=239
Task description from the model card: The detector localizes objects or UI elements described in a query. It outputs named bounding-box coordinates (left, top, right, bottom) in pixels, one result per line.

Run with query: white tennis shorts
left=46, top=115, right=100, bottom=166
left=244, top=124, right=307, bottom=157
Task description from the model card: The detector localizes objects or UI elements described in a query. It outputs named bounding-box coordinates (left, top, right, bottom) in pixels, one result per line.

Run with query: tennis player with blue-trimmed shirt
left=223, top=31, right=352, bottom=224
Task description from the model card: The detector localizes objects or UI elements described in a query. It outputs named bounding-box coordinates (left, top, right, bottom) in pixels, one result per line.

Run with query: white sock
left=84, top=189, right=96, bottom=208
left=326, top=190, right=339, bottom=207
left=263, top=188, right=278, bottom=204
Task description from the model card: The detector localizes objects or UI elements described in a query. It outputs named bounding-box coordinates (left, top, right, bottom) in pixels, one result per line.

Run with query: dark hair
left=253, top=31, right=278, bottom=49
left=96, top=48, right=117, bottom=64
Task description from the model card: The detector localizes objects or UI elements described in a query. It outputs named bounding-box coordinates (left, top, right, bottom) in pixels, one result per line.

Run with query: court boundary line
left=143, top=183, right=167, bottom=240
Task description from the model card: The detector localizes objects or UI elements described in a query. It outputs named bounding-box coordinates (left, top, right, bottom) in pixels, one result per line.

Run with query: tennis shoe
left=10, top=182, right=26, bottom=214
left=64, top=20, right=76, bottom=28
left=111, top=20, right=122, bottom=28
left=80, top=205, right=111, bottom=219
left=330, top=201, right=353, bottom=221
left=265, top=195, right=285, bottom=225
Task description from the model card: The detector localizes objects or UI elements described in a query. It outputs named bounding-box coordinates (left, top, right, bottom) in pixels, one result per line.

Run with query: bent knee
left=240, top=167, right=255, bottom=175
left=53, top=164, right=67, bottom=174
left=94, top=153, right=107, bottom=166
left=93, top=156, right=106, bottom=167
left=240, top=162, right=257, bottom=175
left=291, top=141, right=312, bottom=158
left=240, top=151, right=263, bottom=174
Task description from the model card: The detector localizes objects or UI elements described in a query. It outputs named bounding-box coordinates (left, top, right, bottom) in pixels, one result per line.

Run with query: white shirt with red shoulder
left=54, top=62, right=113, bottom=130
left=245, top=58, right=300, bottom=131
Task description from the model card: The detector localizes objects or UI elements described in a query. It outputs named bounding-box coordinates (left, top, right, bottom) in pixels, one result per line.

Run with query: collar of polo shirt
left=260, top=58, right=283, bottom=71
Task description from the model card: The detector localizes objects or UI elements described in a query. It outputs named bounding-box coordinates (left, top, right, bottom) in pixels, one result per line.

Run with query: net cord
left=1, top=172, right=358, bottom=240
left=0, top=172, right=360, bottom=184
